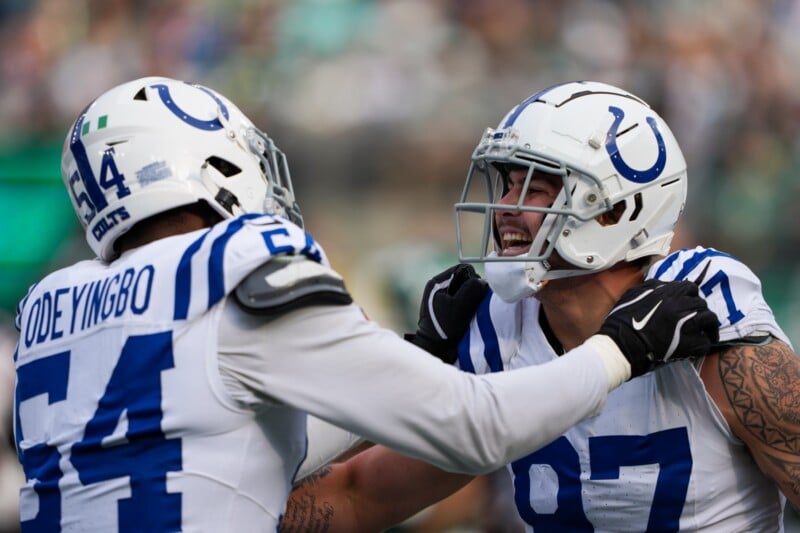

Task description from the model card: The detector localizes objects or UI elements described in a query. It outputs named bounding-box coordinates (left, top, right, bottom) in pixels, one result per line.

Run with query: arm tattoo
left=718, top=341, right=800, bottom=455
left=281, top=466, right=335, bottom=532
left=294, top=465, right=334, bottom=489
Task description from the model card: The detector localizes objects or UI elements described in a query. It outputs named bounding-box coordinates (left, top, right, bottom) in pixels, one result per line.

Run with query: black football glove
left=598, top=279, right=720, bottom=378
left=404, top=264, right=489, bottom=364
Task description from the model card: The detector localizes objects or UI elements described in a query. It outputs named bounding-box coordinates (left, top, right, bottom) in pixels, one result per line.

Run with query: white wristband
left=584, top=334, right=632, bottom=391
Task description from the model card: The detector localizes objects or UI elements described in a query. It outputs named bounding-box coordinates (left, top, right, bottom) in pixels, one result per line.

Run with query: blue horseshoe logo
left=605, top=105, right=666, bottom=183
left=152, top=82, right=230, bottom=131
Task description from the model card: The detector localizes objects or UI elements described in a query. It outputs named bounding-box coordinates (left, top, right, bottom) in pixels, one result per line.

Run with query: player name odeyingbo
left=20, top=264, right=154, bottom=349
left=18, top=215, right=328, bottom=350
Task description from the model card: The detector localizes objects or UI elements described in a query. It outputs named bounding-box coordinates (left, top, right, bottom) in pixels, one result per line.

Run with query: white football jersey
left=15, top=214, right=620, bottom=532
left=13, top=214, right=324, bottom=532
left=458, top=246, right=791, bottom=532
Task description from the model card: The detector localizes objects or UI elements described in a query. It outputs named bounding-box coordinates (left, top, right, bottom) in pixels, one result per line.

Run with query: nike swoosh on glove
left=405, top=264, right=489, bottom=364
left=598, top=279, right=720, bottom=378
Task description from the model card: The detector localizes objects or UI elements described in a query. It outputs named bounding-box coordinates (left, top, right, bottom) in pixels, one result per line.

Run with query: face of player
left=494, top=167, right=562, bottom=257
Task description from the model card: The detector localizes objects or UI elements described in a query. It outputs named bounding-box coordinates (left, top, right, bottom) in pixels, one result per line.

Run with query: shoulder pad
left=234, top=255, right=352, bottom=317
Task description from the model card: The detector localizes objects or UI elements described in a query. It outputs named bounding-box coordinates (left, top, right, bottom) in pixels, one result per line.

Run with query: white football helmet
left=455, top=81, right=687, bottom=301
left=61, top=76, right=302, bottom=261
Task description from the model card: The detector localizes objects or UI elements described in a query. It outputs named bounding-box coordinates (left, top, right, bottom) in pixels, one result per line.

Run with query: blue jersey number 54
left=14, top=332, right=182, bottom=533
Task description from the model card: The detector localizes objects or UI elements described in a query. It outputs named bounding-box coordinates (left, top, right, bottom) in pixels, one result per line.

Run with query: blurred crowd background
left=2, top=0, right=800, bottom=531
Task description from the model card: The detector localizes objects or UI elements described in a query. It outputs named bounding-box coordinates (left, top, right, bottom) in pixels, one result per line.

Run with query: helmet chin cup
left=485, top=252, right=548, bottom=303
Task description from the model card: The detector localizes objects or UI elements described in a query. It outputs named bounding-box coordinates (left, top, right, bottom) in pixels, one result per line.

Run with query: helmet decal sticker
left=605, top=105, right=666, bottom=184
left=67, top=170, right=97, bottom=224
left=98, top=147, right=131, bottom=200
left=151, top=82, right=230, bottom=131
left=69, top=113, right=108, bottom=214
left=137, top=161, right=172, bottom=186
left=81, top=114, right=108, bottom=136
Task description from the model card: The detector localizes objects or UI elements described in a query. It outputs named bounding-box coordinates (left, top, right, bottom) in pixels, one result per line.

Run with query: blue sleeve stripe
left=476, top=293, right=504, bottom=373
left=173, top=231, right=210, bottom=320
left=207, top=214, right=261, bottom=309
left=655, top=249, right=734, bottom=281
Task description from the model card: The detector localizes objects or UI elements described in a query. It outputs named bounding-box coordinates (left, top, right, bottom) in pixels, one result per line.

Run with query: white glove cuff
left=585, top=334, right=632, bottom=391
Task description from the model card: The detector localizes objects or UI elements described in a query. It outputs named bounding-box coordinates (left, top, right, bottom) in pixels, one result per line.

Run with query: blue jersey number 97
left=511, top=427, right=692, bottom=532
left=14, top=332, right=182, bottom=532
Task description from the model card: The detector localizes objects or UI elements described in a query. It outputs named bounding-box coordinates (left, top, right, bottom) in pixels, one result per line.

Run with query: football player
left=283, top=81, right=800, bottom=532
left=12, top=77, right=718, bottom=532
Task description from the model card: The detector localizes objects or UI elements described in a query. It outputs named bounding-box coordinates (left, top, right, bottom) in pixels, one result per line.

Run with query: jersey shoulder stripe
left=458, top=289, right=518, bottom=375
left=456, top=331, right=475, bottom=373
left=477, top=292, right=504, bottom=373
left=653, top=247, right=736, bottom=281
left=174, top=226, right=212, bottom=320
left=649, top=246, right=790, bottom=346
left=457, top=291, right=502, bottom=374
left=171, top=214, right=328, bottom=321
left=173, top=213, right=262, bottom=320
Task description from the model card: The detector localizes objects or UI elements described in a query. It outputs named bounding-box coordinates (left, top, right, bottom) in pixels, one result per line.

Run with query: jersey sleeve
left=649, top=247, right=791, bottom=346
left=217, top=298, right=610, bottom=475
left=295, top=416, right=364, bottom=481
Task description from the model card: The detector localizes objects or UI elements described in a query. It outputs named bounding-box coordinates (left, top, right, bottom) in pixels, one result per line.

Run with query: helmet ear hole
left=595, top=192, right=643, bottom=227
left=597, top=200, right=627, bottom=227
left=205, top=156, right=241, bottom=178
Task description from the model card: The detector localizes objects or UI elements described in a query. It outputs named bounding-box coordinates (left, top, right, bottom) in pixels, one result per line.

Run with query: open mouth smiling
left=500, top=231, right=533, bottom=256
